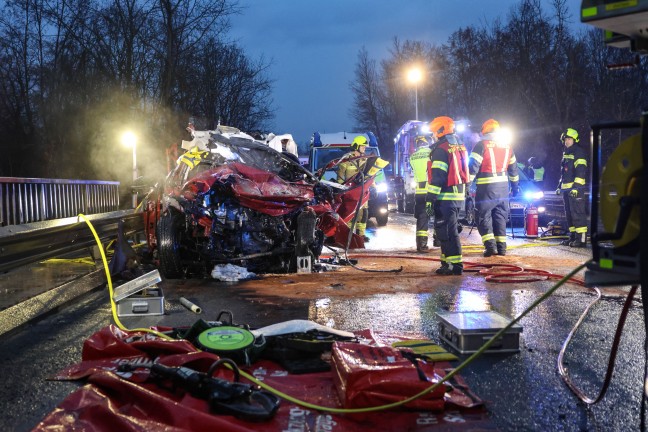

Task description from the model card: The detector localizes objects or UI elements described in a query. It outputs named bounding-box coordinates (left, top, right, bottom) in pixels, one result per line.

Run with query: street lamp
left=121, top=131, right=138, bottom=209
left=407, top=67, right=422, bottom=120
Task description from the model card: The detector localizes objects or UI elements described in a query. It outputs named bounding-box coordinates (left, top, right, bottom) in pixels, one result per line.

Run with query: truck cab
left=309, top=131, right=389, bottom=226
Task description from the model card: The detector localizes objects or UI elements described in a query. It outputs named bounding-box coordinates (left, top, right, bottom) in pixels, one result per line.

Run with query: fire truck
left=308, top=131, right=389, bottom=226
left=391, top=121, right=432, bottom=213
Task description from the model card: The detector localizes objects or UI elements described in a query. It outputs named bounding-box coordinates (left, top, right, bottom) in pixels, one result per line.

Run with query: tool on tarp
left=149, top=359, right=280, bottom=422
left=179, top=297, right=202, bottom=314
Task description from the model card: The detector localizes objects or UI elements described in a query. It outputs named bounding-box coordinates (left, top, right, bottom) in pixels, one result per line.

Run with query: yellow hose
left=78, top=212, right=587, bottom=414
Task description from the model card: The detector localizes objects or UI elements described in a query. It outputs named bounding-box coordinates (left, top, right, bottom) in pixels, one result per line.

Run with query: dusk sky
left=229, top=1, right=583, bottom=146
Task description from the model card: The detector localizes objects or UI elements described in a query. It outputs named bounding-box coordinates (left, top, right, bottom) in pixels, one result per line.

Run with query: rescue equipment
left=331, top=342, right=448, bottom=410
left=524, top=204, right=539, bottom=238
left=436, top=310, right=523, bottom=355
left=197, top=326, right=257, bottom=357
left=585, top=122, right=643, bottom=287
left=149, top=360, right=281, bottom=421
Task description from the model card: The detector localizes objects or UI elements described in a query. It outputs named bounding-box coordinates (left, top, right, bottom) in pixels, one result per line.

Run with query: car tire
left=157, top=209, right=187, bottom=279
left=376, top=212, right=388, bottom=227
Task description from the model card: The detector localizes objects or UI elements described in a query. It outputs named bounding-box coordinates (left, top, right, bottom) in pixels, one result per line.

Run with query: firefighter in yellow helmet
left=337, top=135, right=371, bottom=242
left=409, top=135, right=433, bottom=252
left=556, top=128, right=588, bottom=247
left=469, top=119, right=519, bottom=256
left=425, top=116, right=470, bottom=275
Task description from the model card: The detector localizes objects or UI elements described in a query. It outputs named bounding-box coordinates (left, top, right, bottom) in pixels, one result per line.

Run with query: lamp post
left=407, top=67, right=422, bottom=120
left=121, top=131, right=138, bottom=209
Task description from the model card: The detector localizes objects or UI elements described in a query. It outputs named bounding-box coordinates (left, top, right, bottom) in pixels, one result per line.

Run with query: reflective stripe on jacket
left=427, top=134, right=469, bottom=201
left=469, top=136, right=519, bottom=186
left=559, top=145, right=588, bottom=191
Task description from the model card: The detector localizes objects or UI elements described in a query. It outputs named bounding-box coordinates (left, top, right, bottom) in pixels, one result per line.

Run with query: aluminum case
left=436, top=310, right=522, bottom=355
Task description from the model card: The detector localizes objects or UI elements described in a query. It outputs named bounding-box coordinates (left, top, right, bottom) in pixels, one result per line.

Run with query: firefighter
left=337, top=135, right=370, bottom=242
left=425, top=116, right=470, bottom=275
left=469, top=119, right=519, bottom=257
left=409, top=135, right=432, bottom=252
left=556, top=128, right=588, bottom=247
left=527, top=157, right=545, bottom=190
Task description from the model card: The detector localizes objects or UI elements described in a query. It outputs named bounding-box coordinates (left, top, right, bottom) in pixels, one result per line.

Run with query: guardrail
left=0, top=177, right=120, bottom=226
left=0, top=210, right=143, bottom=273
left=0, top=210, right=145, bottom=336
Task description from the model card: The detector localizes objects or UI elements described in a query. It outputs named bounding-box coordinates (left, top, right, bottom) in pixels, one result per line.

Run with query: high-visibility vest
left=410, top=147, right=431, bottom=194
left=471, top=139, right=515, bottom=185
left=532, top=166, right=545, bottom=182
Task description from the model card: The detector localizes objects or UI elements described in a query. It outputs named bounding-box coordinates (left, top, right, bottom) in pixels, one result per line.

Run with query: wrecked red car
left=143, top=127, right=374, bottom=277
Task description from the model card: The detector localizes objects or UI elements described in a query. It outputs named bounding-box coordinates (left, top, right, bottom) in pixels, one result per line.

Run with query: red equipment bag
left=331, top=341, right=448, bottom=411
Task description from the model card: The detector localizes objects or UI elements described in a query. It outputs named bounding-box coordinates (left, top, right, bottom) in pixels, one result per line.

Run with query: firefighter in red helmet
left=469, top=119, right=519, bottom=256
left=425, top=116, right=470, bottom=275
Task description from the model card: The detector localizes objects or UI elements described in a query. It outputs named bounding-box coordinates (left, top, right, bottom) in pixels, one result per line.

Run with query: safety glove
left=569, top=189, right=578, bottom=197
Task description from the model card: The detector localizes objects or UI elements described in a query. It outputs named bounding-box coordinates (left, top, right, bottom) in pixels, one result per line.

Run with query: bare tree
left=349, top=47, right=387, bottom=147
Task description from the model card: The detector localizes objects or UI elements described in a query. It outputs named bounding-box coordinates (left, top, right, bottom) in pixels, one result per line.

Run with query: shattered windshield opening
left=209, top=133, right=314, bottom=183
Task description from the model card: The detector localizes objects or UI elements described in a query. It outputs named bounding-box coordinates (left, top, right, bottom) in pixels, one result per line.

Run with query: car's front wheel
left=157, top=209, right=188, bottom=279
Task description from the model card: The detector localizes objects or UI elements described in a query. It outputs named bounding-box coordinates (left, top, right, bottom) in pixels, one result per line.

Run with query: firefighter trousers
left=434, top=201, right=462, bottom=266
left=347, top=204, right=369, bottom=236
left=414, top=194, right=429, bottom=238
left=475, top=196, right=509, bottom=247
left=562, top=192, right=588, bottom=234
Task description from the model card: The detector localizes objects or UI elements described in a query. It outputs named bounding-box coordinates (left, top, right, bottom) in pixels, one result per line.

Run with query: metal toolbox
left=113, top=270, right=165, bottom=317
left=436, top=310, right=522, bottom=355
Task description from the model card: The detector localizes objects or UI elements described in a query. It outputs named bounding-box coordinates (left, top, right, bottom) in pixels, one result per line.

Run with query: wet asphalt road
left=0, top=212, right=644, bottom=431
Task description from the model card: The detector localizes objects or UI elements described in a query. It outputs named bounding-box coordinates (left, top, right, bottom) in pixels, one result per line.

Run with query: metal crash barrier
left=0, top=177, right=120, bottom=226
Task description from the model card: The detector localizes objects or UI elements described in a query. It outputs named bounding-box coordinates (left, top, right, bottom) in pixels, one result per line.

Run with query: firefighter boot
left=496, top=242, right=507, bottom=256
left=435, top=261, right=450, bottom=274
left=570, top=232, right=586, bottom=248
left=416, top=237, right=429, bottom=253
left=561, top=233, right=576, bottom=246
left=483, top=240, right=498, bottom=257
left=436, top=262, right=463, bottom=276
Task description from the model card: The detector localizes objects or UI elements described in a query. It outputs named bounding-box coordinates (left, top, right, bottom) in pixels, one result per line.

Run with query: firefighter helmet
left=481, top=119, right=500, bottom=135
left=561, top=128, right=579, bottom=143
left=429, top=116, right=455, bottom=138
left=415, top=135, right=430, bottom=147
left=351, top=135, right=368, bottom=150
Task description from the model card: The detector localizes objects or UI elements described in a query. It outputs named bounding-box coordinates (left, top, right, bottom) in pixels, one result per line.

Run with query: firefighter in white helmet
left=409, top=135, right=433, bottom=252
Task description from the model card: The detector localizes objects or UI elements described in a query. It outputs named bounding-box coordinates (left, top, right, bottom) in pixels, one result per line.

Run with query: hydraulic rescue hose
left=80, top=212, right=595, bottom=414
left=558, top=284, right=639, bottom=405
left=78, top=214, right=174, bottom=341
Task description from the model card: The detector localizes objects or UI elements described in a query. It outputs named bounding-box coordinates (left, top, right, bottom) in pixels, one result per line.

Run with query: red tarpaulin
left=35, top=326, right=493, bottom=432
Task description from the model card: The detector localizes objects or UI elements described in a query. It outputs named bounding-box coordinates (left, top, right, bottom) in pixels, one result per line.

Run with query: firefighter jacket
left=559, top=144, right=588, bottom=193
left=336, top=150, right=366, bottom=183
left=468, top=134, right=519, bottom=192
left=426, top=134, right=469, bottom=205
left=409, top=146, right=432, bottom=195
